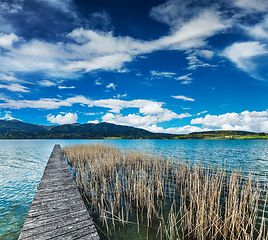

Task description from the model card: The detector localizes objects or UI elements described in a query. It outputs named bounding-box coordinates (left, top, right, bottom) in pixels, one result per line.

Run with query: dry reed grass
left=63, top=143, right=268, bottom=240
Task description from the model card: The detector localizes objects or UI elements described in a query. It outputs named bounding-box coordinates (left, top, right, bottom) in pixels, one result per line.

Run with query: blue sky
left=0, top=0, right=268, bottom=134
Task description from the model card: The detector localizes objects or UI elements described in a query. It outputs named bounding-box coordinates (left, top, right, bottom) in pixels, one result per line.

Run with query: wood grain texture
left=18, top=144, right=99, bottom=240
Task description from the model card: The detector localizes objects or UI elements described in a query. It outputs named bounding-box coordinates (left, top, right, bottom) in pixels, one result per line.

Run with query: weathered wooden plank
left=22, top=209, right=88, bottom=229
left=18, top=144, right=99, bottom=240
left=20, top=221, right=96, bottom=240
left=20, top=215, right=93, bottom=238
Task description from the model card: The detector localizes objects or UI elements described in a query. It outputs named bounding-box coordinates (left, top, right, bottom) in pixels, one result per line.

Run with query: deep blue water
left=0, top=139, right=268, bottom=239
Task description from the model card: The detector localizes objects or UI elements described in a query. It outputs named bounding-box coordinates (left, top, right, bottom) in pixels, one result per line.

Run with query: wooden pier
left=19, top=144, right=99, bottom=240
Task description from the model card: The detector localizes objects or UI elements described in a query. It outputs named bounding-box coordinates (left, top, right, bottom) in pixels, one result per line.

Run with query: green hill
left=46, top=122, right=158, bottom=138
left=174, top=130, right=268, bottom=139
left=0, top=120, right=169, bottom=139
left=0, top=120, right=267, bottom=139
left=0, top=119, right=47, bottom=136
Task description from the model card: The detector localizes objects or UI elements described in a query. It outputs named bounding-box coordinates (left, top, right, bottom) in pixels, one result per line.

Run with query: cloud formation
left=102, top=111, right=190, bottom=130
left=0, top=33, right=19, bottom=48
left=223, top=42, right=268, bottom=74
left=0, top=83, right=29, bottom=92
left=172, top=95, right=195, bottom=101
left=0, top=8, right=227, bottom=78
left=191, top=110, right=268, bottom=132
left=47, top=112, right=78, bottom=124
left=106, top=83, right=116, bottom=90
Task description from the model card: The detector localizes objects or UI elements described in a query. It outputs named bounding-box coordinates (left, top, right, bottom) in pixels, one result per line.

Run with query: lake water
left=1, top=139, right=268, bottom=239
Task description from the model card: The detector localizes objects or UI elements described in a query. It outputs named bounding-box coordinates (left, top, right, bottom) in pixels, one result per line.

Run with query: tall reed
left=63, top=143, right=268, bottom=239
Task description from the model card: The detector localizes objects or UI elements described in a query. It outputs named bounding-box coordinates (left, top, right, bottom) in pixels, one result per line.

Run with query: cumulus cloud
left=223, top=42, right=268, bottom=73
left=172, top=95, right=195, bottom=101
left=191, top=110, right=268, bottom=132
left=146, top=124, right=210, bottom=134
left=47, top=112, right=78, bottom=124
left=93, top=99, right=166, bottom=114
left=0, top=33, right=19, bottom=49
left=102, top=111, right=191, bottom=130
left=0, top=95, right=179, bottom=118
left=139, top=102, right=164, bottom=115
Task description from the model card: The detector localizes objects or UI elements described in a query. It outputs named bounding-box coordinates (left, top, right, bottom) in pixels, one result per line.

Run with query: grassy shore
left=63, top=144, right=268, bottom=239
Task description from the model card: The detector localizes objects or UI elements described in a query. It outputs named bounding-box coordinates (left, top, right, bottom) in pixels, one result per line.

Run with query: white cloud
left=176, top=73, right=193, bottom=84
left=150, top=71, right=176, bottom=78
left=39, top=80, right=56, bottom=87
left=197, top=50, right=214, bottom=59
left=0, top=33, right=19, bottom=49
left=61, top=53, right=132, bottom=73
left=47, top=112, right=78, bottom=124
left=177, top=73, right=192, bottom=80
left=0, top=72, right=25, bottom=83
left=233, top=0, right=268, bottom=12
left=197, top=111, right=208, bottom=116
left=0, top=1, right=23, bottom=13
left=172, top=95, right=195, bottom=101
left=0, top=93, right=196, bottom=133
left=139, top=102, right=164, bottom=115
left=186, top=51, right=217, bottom=70
left=87, top=120, right=99, bottom=124
left=95, top=78, right=102, bottom=85
left=0, top=113, right=15, bottom=120
left=146, top=124, right=210, bottom=134
left=223, top=41, right=268, bottom=72
left=58, top=86, right=75, bottom=89
left=106, top=83, right=116, bottom=90
left=102, top=110, right=190, bottom=130
left=0, top=95, right=93, bottom=109
left=0, top=95, right=178, bottom=119
left=84, top=112, right=103, bottom=116
left=0, top=83, right=29, bottom=92
left=244, top=14, right=268, bottom=40
left=0, top=7, right=227, bottom=77
left=114, top=93, right=127, bottom=99
left=191, top=110, right=268, bottom=132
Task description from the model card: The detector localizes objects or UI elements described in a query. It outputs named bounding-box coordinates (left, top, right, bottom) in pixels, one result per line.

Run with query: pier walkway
left=19, top=144, right=99, bottom=240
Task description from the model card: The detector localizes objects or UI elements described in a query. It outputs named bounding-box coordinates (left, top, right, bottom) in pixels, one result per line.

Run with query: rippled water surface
left=0, top=139, right=268, bottom=239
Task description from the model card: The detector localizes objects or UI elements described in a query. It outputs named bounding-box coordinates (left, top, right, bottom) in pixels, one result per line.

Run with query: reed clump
left=63, top=143, right=268, bottom=240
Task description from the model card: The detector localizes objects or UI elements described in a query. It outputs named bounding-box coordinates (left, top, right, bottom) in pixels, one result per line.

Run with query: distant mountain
left=0, top=120, right=267, bottom=139
left=0, top=120, right=169, bottom=139
left=48, top=122, right=155, bottom=138
left=0, top=119, right=47, bottom=135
